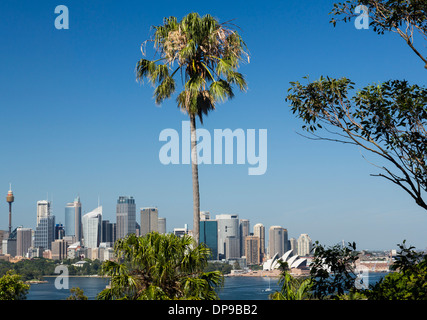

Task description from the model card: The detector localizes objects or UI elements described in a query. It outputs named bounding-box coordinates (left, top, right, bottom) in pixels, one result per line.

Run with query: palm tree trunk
left=190, top=113, right=200, bottom=244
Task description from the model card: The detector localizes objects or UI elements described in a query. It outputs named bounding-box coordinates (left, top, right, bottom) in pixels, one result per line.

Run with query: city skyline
left=1, top=0, right=426, bottom=251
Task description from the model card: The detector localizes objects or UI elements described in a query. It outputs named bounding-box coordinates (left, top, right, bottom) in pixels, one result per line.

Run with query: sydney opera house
left=263, top=249, right=307, bottom=271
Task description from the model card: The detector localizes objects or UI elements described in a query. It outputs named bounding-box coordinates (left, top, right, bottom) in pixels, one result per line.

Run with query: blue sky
left=0, top=0, right=426, bottom=250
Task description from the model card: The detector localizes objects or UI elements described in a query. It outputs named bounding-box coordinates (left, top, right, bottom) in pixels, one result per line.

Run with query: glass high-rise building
left=82, top=206, right=102, bottom=249
left=116, top=196, right=136, bottom=239
left=64, top=197, right=82, bottom=242
left=216, top=214, right=240, bottom=260
left=34, top=215, right=55, bottom=251
left=200, top=219, right=218, bottom=260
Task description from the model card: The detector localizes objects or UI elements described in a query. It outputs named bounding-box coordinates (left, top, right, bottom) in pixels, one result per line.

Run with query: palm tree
left=97, top=232, right=223, bottom=300
left=136, top=12, right=249, bottom=244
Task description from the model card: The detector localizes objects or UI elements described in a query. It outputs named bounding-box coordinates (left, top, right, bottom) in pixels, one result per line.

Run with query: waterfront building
left=297, top=234, right=312, bottom=256
left=82, top=206, right=102, bottom=249
left=16, top=227, right=32, bottom=257
left=200, top=218, right=218, bottom=260
left=216, top=214, right=240, bottom=260
left=140, top=207, right=158, bottom=236
left=116, top=196, right=136, bottom=239
left=253, top=223, right=265, bottom=261
left=245, top=235, right=261, bottom=265
left=64, top=197, right=82, bottom=242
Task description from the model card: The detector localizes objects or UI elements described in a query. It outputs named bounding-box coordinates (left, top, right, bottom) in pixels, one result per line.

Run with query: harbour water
left=26, top=273, right=388, bottom=300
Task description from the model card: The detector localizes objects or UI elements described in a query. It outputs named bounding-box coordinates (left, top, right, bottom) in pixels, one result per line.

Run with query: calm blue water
left=26, top=273, right=388, bottom=300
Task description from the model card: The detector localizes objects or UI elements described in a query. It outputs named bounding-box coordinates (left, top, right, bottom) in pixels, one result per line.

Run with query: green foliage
left=286, top=77, right=427, bottom=210
left=309, top=241, right=359, bottom=299
left=97, top=232, right=223, bottom=300
left=270, top=261, right=312, bottom=300
left=204, top=262, right=233, bottom=275
left=0, top=258, right=56, bottom=281
left=366, top=241, right=427, bottom=300
left=67, top=287, right=88, bottom=300
left=0, top=270, right=30, bottom=300
left=136, top=12, right=249, bottom=123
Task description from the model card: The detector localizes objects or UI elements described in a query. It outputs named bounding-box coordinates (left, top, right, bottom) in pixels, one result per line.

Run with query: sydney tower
left=6, top=185, right=14, bottom=234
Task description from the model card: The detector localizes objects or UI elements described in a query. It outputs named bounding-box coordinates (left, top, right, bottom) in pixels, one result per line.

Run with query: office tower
left=200, top=218, right=218, bottom=260
left=55, top=223, right=65, bottom=240
left=239, top=219, right=250, bottom=258
left=253, top=223, right=265, bottom=261
left=297, top=234, right=312, bottom=256
left=116, top=196, right=136, bottom=239
left=101, top=220, right=114, bottom=243
left=82, top=206, right=102, bottom=249
left=216, top=214, right=240, bottom=260
left=290, top=237, right=298, bottom=255
left=225, top=236, right=240, bottom=259
left=140, top=207, right=158, bottom=236
left=34, top=215, right=55, bottom=251
left=2, top=238, right=16, bottom=256
left=245, top=235, right=261, bottom=265
left=6, top=185, right=14, bottom=234
left=158, top=217, right=166, bottom=234
left=64, top=197, right=82, bottom=242
left=16, top=227, right=32, bottom=257
left=268, top=226, right=288, bottom=258
left=37, top=200, right=51, bottom=226
left=51, top=239, right=68, bottom=260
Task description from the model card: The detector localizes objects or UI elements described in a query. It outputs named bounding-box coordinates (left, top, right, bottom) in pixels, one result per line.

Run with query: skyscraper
left=16, top=227, right=32, bottom=257
left=158, top=217, right=166, bottom=234
left=216, top=214, right=240, bottom=260
left=140, top=207, right=158, bottom=236
left=82, top=206, right=102, bottom=249
left=245, top=235, right=261, bottom=265
left=200, top=218, right=218, bottom=260
left=297, top=234, right=312, bottom=256
left=37, top=200, right=51, bottom=226
left=239, top=219, right=250, bottom=258
left=34, top=215, right=55, bottom=251
left=253, top=223, right=265, bottom=261
left=116, top=196, right=136, bottom=239
left=268, top=226, right=288, bottom=258
left=65, top=197, right=82, bottom=242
